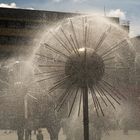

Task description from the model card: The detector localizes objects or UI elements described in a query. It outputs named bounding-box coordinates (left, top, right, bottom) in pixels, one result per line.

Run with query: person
left=17, top=127, right=24, bottom=140
left=25, top=129, right=32, bottom=140
left=36, top=129, right=43, bottom=140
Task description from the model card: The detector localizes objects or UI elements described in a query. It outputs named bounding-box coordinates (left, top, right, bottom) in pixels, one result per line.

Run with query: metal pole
left=24, top=94, right=29, bottom=140
left=24, top=94, right=28, bottom=119
left=83, top=85, right=89, bottom=140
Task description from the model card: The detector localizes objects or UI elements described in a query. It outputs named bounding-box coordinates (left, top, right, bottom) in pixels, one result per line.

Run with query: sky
left=0, top=0, right=140, bottom=37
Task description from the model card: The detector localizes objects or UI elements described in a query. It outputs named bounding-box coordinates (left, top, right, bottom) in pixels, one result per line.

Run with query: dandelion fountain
left=35, top=15, right=135, bottom=140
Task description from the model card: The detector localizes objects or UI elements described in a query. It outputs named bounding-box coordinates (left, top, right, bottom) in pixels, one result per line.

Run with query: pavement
left=0, top=129, right=66, bottom=140
left=0, top=129, right=140, bottom=140
left=103, top=130, right=140, bottom=140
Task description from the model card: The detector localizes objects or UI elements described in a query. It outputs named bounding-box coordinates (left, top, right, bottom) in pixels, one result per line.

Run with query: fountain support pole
left=24, top=94, right=29, bottom=140
left=24, top=94, right=28, bottom=119
left=83, top=85, right=89, bottom=140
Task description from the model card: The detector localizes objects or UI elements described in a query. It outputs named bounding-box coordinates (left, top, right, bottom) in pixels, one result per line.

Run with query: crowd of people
left=17, top=128, right=43, bottom=140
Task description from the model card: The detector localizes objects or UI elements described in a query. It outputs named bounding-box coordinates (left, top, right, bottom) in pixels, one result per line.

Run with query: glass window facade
left=0, top=35, right=32, bottom=45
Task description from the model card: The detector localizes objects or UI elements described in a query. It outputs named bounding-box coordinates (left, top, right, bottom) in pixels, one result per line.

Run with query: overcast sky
left=0, top=0, right=140, bottom=37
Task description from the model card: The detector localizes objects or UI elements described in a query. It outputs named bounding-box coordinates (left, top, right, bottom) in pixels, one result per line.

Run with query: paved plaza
left=0, top=129, right=140, bottom=140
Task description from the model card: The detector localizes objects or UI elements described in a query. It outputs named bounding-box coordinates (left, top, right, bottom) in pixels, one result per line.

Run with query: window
left=0, top=35, right=32, bottom=45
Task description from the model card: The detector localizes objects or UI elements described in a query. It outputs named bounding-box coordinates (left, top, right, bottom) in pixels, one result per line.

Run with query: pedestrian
left=28, top=129, right=32, bottom=140
left=17, top=127, right=24, bottom=140
left=36, top=129, right=43, bottom=140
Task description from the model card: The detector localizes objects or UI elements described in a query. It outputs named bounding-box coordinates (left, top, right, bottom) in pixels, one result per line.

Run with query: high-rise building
left=0, top=7, right=77, bottom=59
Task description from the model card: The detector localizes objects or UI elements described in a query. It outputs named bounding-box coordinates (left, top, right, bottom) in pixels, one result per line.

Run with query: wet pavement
left=0, top=130, right=140, bottom=140
left=103, top=130, right=140, bottom=140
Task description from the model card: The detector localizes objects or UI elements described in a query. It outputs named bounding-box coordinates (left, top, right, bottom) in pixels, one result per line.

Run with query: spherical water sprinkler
left=35, top=16, right=133, bottom=140
left=65, top=48, right=105, bottom=87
